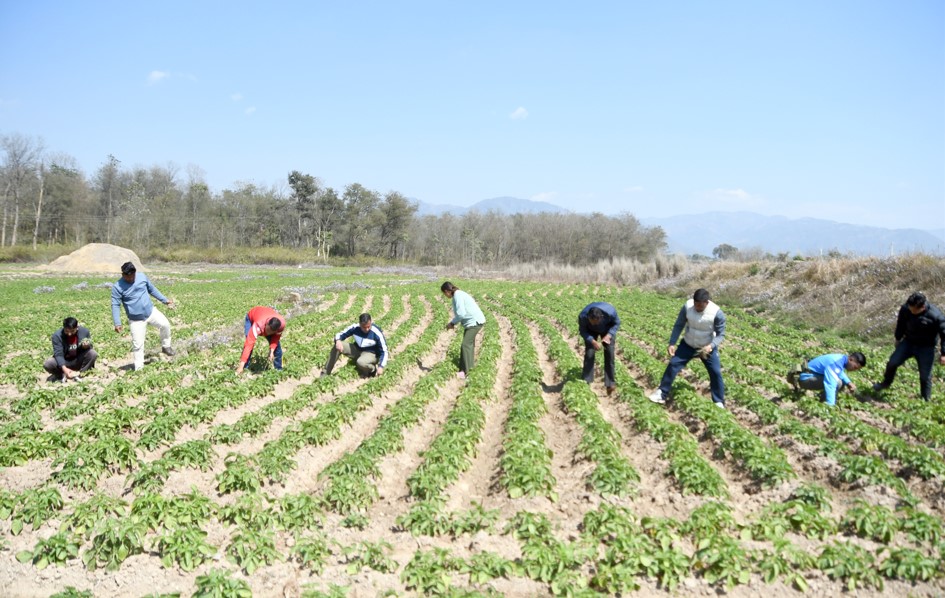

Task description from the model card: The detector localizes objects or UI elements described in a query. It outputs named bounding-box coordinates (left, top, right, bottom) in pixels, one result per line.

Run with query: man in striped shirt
left=323, top=313, right=389, bottom=377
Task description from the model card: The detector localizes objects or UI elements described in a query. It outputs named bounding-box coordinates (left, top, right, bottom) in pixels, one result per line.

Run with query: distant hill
left=416, top=196, right=570, bottom=216
left=640, top=211, right=945, bottom=257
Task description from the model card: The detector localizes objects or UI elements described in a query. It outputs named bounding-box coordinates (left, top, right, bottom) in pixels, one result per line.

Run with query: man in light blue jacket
left=789, top=352, right=865, bottom=406
left=111, top=261, right=175, bottom=370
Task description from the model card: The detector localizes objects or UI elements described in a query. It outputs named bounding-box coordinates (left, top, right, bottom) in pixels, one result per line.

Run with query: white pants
left=130, top=307, right=171, bottom=370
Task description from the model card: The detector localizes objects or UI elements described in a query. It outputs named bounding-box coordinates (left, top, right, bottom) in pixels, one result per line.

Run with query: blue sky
left=1, top=1, right=943, bottom=230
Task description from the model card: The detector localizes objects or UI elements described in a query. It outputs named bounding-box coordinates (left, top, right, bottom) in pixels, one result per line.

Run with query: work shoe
left=606, top=385, right=615, bottom=397
left=872, top=382, right=888, bottom=392
left=162, top=346, right=176, bottom=356
left=786, top=371, right=799, bottom=391
left=647, top=389, right=666, bottom=404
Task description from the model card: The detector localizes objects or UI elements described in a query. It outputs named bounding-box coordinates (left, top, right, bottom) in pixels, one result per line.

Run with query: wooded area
left=0, top=132, right=666, bottom=266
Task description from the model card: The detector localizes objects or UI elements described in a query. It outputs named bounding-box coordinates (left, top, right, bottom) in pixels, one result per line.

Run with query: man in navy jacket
left=578, top=302, right=620, bottom=395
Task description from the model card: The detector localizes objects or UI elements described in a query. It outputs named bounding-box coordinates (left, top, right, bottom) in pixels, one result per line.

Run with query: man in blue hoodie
left=789, top=352, right=866, bottom=406
left=111, top=261, right=175, bottom=370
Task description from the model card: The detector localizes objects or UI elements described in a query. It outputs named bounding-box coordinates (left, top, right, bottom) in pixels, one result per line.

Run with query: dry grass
left=479, top=253, right=945, bottom=343
left=651, top=254, right=945, bottom=341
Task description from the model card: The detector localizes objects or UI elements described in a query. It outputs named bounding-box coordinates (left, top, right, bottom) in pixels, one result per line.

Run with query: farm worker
left=872, top=292, right=945, bottom=401
left=322, top=313, right=389, bottom=377
left=578, top=302, right=620, bottom=396
left=44, top=316, right=97, bottom=383
left=235, top=306, right=286, bottom=375
left=787, top=352, right=866, bottom=406
left=111, top=261, right=174, bottom=371
left=441, top=281, right=486, bottom=380
left=648, top=288, right=727, bottom=408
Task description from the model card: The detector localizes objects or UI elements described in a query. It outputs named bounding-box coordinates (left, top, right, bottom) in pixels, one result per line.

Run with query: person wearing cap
left=788, top=352, right=866, bottom=406
left=578, top=302, right=620, bottom=396
left=111, top=261, right=175, bottom=371
left=44, top=316, right=97, bottom=383
left=873, top=292, right=945, bottom=400
left=648, top=288, right=727, bottom=408
left=236, top=306, right=286, bottom=375
left=322, top=313, right=388, bottom=377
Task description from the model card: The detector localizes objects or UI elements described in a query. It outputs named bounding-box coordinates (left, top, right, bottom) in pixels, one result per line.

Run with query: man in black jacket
left=43, top=317, right=97, bottom=383
left=873, top=292, right=945, bottom=400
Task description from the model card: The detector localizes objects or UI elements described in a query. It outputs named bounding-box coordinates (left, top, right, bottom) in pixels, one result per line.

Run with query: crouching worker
left=236, top=306, right=286, bottom=375
left=44, top=316, right=97, bottom=383
left=323, top=313, right=388, bottom=377
left=788, top=352, right=866, bottom=406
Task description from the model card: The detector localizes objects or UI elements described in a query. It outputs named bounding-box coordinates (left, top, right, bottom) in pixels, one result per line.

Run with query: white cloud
left=509, top=106, right=528, bottom=120
left=244, top=106, right=256, bottom=116
left=231, top=92, right=243, bottom=102
left=531, top=192, right=557, bottom=202
left=147, top=70, right=169, bottom=85
left=623, top=186, right=644, bottom=193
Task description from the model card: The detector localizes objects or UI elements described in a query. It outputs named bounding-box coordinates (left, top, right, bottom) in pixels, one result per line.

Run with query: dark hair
left=441, top=281, right=458, bottom=293
left=587, top=307, right=605, bottom=321
left=693, top=288, right=711, bottom=302
left=907, top=292, right=927, bottom=308
left=849, top=352, right=866, bottom=367
left=267, top=317, right=284, bottom=332
left=359, top=313, right=372, bottom=325
left=121, top=261, right=137, bottom=275
left=63, top=317, right=78, bottom=329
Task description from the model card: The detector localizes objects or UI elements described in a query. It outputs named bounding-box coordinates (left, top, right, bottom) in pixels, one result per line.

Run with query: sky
left=1, top=1, right=943, bottom=231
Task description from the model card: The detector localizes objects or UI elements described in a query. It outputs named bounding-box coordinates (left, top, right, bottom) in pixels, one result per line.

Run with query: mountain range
left=415, top=197, right=945, bottom=257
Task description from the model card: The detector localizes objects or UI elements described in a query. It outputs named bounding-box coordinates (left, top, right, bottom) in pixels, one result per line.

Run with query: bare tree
left=31, top=161, right=45, bottom=249
left=1, top=133, right=44, bottom=246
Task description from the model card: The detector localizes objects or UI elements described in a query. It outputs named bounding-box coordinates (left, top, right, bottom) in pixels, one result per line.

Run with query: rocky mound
left=43, top=243, right=143, bottom=274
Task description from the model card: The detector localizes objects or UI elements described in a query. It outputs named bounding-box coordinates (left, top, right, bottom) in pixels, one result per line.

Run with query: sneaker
left=647, top=389, right=666, bottom=404
left=162, top=346, right=176, bottom=356
left=872, top=383, right=888, bottom=392
left=60, top=375, right=69, bottom=384
left=457, top=371, right=467, bottom=380
left=715, top=402, right=725, bottom=409
left=606, top=385, right=615, bottom=397
left=72, top=375, right=81, bottom=382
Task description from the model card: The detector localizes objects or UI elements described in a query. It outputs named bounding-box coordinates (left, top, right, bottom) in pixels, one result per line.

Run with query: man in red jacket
left=235, top=306, right=286, bottom=375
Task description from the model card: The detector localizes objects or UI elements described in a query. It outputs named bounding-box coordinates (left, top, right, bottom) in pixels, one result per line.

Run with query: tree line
left=0, top=132, right=665, bottom=266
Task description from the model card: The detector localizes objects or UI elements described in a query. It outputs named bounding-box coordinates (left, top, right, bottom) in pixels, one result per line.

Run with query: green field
left=0, top=266, right=942, bottom=597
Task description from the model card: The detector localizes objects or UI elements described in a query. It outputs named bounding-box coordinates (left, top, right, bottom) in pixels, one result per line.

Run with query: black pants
left=582, top=337, right=615, bottom=388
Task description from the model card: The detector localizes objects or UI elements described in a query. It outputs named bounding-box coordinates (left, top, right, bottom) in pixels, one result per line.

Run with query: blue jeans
left=244, top=315, right=282, bottom=370
left=658, top=341, right=725, bottom=404
left=881, top=340, right=934, bottom=400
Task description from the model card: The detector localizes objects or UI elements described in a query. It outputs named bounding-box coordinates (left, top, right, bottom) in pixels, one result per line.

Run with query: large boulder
left=43, top=243, right=144, bottom=274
